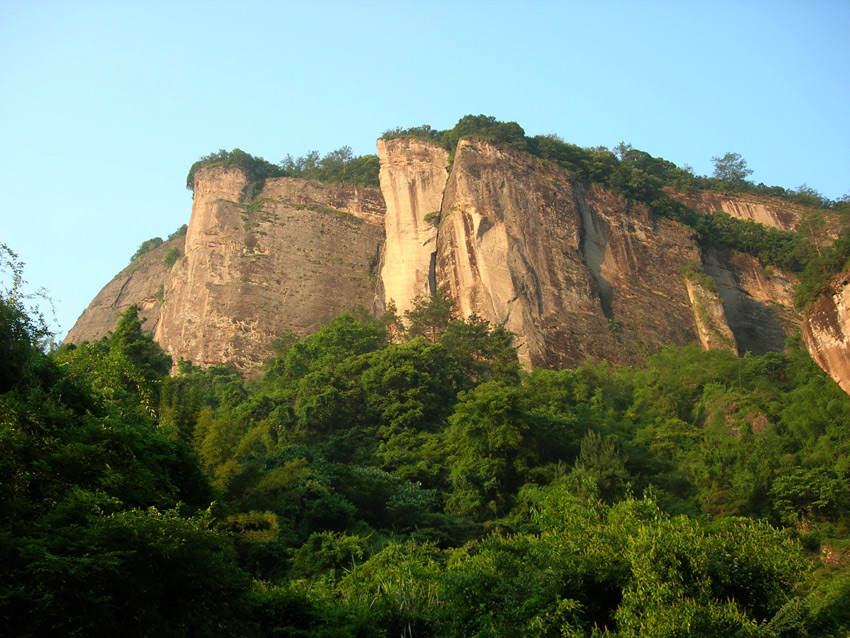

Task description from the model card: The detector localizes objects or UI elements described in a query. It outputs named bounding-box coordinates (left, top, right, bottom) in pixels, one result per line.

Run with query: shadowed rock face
left=702, top=249, right=799, bottom=356
left=68, top=137, right=807, bottom=376
left=804, top=272, right=850, bottom=395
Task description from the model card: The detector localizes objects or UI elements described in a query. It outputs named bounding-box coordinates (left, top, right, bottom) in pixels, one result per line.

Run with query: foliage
left=280, top=146, right=380, bottom=188
left=163, top=247, right=182, bottom=269
left=185, top=148, right=284, bottom=192
left=6, top=247, right=850, bottom=634
left=168, top=223, right=188, bottom=240
left=711, top=151, right=753, bottom=186
left=130, top=236, right=163, bottom=263
left=186, top=146, right=381, bottom=197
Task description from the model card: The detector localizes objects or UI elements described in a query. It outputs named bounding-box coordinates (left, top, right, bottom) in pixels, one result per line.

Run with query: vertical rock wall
left=376, top=138, right=449, bottom=317
left=434, top=140, right=702, bottom=368
left=803, top=273, right=850, bottom=395
left=154, top=168, right=385, bottom=370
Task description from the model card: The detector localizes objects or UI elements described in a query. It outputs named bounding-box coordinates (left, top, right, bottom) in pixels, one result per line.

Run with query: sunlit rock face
left=376, top=137, right=449, bottom=318
left=68, top=167, right=385, bottom=372
left=154, top=168, right=385, bottom=370
left=69, top=138, right=808, bottom=375
left=435, top=140, right=703, bottom=368
left=804, top=271, right=850, bottom=396
left=64, top=235, right=185, bottom=344
left=667, top=190, right=807, bottom=232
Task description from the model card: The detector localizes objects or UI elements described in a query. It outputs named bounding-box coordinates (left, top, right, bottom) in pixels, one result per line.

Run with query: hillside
left=67, top=124, right=832, bottom=377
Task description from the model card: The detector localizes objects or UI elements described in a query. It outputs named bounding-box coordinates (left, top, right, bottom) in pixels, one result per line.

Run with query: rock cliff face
left=68, top=137, right=808, bottom=375
left=702, top=249, right=799, bottom=356
left=64, top=236, right=184, bottom=343
left=154, top=168, right=384, bottom=370
left=435, top=140, right=705, bottom=368
left=803, top=272, right=850, bottom=395
left=667, top=190, right=807, bottom=232
left=684, top=278, right=738, bottom=355
left=67, top=167, right=385, bottom=371
left=376, top=138, right=449, bottom=317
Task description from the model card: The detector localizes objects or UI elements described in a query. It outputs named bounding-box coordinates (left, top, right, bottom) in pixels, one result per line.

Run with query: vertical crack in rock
left=575, top=186, right=613, bottom=318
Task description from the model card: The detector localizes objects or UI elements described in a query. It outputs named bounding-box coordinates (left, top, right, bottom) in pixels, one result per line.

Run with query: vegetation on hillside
left=4, top=240, right=850, bottom=635
left=185, top=147, right=380, bottom=195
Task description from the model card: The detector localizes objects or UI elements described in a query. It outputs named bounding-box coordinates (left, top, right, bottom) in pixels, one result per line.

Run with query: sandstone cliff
left=376, top=137, right=449, bottom=317
left=684, top=277, right=738, bottom=355
left=64, top=236, right=184, bottom=343
left=67, top=168, right=385, bottom=371
left=154, top=168, right=385, bottom=370
left=68, top=138, right=808, bottom=375
left=435, top=140, right=704, bottom=368
left=666, top=190, right=808, bottom=231
left=702, top=249, right=799, bottom=355
left=803, top=271, right=850, bottom=395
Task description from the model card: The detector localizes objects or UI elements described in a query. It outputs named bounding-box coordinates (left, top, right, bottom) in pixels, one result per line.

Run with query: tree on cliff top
left=711, top=151, right=753, bottom=187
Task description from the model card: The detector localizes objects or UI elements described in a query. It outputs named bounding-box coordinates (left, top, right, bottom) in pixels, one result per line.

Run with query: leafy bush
left=163, top=247, right=182, bottom=269
left=129, top=236, right=163, bottom=263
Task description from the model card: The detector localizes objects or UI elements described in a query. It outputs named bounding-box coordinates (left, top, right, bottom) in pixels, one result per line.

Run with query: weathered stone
left=435, top=140, right=702, bottom=368
left=667, top=189, right=807, bottom=231
left=68, top=138, right=816, bottom=380
left=377, top=137, right=448, bottom=318
left=804, top=271, right=850, bottom=395
left=64, top=236, right=183, bottom=344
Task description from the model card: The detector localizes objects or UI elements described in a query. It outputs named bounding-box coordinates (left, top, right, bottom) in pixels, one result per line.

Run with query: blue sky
left=1, top=0, right=848, bottom=339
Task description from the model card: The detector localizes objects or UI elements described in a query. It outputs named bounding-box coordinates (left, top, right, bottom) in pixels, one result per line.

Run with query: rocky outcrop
left=702, top=249, right=799, bottom=355
left=684, top=278, right=738, bottom=355
left=667, top=190, right=807, bottom=232
left=68, top=138, right=811, bottom=375
left=64, top=236, right=184, bottom=343
left=435, top=140, right=701, bottom=368
left=67, top=167, right=385, bottom=371
left=153, top=169, right=385, bottom=370
left=803, top=271, right=850, bottom=395
left=376, top=138, right=449, bottom=317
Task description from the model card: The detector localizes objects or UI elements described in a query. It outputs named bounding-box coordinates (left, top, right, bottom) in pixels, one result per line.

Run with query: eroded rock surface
left=804, top=272, right=850, bottom=395
left=702, top=249, right=799, bottom=355
left=377, top=137, right=449, bottom=317
left=64, top=236, right=184, bottom=343
left=435, top=140, right=701, bottom=368
left=68, top=138, right=813, bottom=376
left=667, top=190, right=807, bottom=231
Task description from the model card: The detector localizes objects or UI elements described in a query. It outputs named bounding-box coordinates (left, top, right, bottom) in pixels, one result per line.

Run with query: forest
left=5, top=116, right=850, bottom=636
left=3, top=231, right=850, bottom=636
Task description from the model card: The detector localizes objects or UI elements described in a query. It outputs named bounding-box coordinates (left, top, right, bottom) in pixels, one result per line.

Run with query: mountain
left=66, top=132, right=843, bottom=385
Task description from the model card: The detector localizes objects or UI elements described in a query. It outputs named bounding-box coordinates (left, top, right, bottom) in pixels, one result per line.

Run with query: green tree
left=711, top=151, right=753, bottom=186
left=405, top=286, right=458, bottom=343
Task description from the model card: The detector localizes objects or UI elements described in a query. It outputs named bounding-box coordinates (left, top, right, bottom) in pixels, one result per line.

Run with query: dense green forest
left=3, top=231, right=850, bottom=636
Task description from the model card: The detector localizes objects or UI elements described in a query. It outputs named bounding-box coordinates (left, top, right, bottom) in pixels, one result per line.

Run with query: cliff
left=803, top=271, right=850, bottom=395
left=435, top=140, right=720, bottom=368
left=64, top=235, right=184, bottom=343
left=67, top=168, right=385, bottom=371
left=666, top=190, right=809, bottom=231
left=68, top=138, right=808, bottom=374
left=155, top=168, right=384, bottom=370
left=376, top=137, right=449, bottom=317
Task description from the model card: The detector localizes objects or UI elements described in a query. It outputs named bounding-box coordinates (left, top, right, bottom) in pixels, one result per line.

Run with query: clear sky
left=1, top=0, right=848, bottom=339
